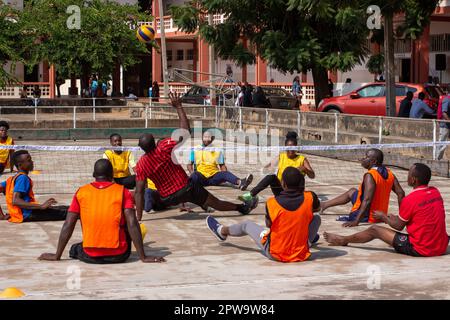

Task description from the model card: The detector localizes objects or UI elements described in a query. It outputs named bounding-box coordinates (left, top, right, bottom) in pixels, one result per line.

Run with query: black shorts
left=114, top=175, right=136, bottom=190
left=393, top=233, right=422, bottom=257
left=160, top=178, right=210, bottom=208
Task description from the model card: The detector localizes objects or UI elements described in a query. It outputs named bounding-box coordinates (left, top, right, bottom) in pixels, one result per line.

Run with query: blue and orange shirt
left=2, top=172, right=36, bottom=223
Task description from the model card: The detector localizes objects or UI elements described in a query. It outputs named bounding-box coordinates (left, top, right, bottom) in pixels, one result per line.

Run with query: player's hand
left=41, top=198, right=57, bottom=210
left=342, top=221, right=359, bottom=228
left=38, top=253, right=59, bottom=261
left=169, top=92, right=182, bottom=109
left=372, top=211, right=386, bottom=222
left=142, top=256, right=166, bottom=263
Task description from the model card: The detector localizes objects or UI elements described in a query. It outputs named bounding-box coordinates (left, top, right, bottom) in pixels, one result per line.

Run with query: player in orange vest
left=39, top=159, right=165, bottom=264
left=321, top=148, right=405, bottom=227
left=324, top=164, right=449, bottom=257
left=206, top=167, right=321, bottom=262
left=2, top=150, right=67, bottom=223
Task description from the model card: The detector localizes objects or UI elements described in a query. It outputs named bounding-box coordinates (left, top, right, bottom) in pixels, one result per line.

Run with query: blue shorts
left=336, top=190, right=369, bottom=222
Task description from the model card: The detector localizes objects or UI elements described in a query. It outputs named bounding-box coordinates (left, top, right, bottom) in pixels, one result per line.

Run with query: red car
left=317, top=83, right=444, bottom=116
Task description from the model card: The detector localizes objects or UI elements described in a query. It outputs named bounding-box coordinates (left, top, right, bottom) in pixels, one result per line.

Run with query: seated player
left=134, top=93, right=258, bottom=221
left=0, top=121, right=14, bottom=174
left=324, top=164, right=449, bottom=257
left=103, top=133, right=136, bottom=189
left=144, top=178, right=165, bottom=212
left=239, top=131, right=315, bottom=201
left=38, top=159, right=165, bottom=264
left=206, top=167, right=321, bottom=262
left=321, top=148, right=405, bottom=227
left=3, top=150, right=67, bottom=223
left=187, top=130, right=253, bottom=190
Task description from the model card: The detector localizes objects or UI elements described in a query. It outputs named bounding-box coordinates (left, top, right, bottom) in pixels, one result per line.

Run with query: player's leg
left=321, top=188, right=358, bottom=211
left=26, top=206, right=69, bottom=222
left=324, top=225, right=396, bottom=247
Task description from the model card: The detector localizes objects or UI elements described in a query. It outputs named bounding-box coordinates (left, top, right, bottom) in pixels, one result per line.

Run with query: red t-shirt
left=135, top=138, right=188, bottom=197
left=399, top=186, right=449, bottom=257
left=69, top=181, right=135, bottom=257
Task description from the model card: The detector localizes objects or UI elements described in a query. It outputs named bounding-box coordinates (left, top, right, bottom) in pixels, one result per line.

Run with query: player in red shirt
left=323, top=163, right=449, bottom=257
left=134, top=93, right=258, bottom=221
left=39, top=159, right=166, bottom=264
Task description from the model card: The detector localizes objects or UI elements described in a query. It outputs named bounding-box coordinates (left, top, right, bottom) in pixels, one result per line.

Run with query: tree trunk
left=311, top=65, right=329, bottom=109
left=384, top=12, right=396, bottom=117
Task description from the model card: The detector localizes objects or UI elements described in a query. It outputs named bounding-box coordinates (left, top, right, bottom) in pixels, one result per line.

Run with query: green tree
left=0, top=4, right=22, bottom=88
left=20, top=0, right=153, bottom=94
left=172, top=0, right=439, bottom=108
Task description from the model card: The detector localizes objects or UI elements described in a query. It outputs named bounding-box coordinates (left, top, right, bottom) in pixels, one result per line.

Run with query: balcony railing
left=0, top=83, right=51, bottom=99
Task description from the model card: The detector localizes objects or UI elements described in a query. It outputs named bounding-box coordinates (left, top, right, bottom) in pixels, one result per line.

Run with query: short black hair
left=418, top=92, right=426, bottom=100
left=285, top=131, right=298, bottom=146
left=412, top=163, right=431, bottom=185
left=0, top=121, right=10, bottom=130
left=12, top=150, right=29, bottom=169
left=93, top=159, right=113, bottom=179
left=109, top=133, right=121, bottom=140
left=406, top=91, right=414, bottom=98
left=138, top=133, right=156, bottom=153
left=368, top=148, right=384, bottom=165
left=282, top=166, right=305, bottom=189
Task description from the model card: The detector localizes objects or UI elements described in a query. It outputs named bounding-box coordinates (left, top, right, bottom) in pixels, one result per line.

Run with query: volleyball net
left=0, top=140, right=448, bottom=196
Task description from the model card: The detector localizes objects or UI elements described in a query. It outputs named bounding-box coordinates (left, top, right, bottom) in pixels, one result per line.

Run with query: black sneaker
left=206, top=216, right=226, bottom=241
left=239, top=196, right=259, bottom=215
left=239, top=174, right=254, bottom=191
left=309, top=234, right=320, bottom=247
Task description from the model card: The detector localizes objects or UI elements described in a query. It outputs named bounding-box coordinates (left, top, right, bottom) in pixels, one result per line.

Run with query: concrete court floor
left=0, top=139, right=449, bottom=300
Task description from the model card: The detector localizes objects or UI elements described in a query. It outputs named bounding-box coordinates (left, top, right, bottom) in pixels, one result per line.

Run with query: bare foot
left=323, top=232, right=348, bottom=246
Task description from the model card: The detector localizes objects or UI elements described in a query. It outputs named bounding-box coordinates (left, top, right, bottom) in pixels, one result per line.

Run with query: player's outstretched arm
left=169, top=92, right=191, bottom=132
left=124, top=208, right=166, bottom=263
left=38, top=212, right=78, bottom=261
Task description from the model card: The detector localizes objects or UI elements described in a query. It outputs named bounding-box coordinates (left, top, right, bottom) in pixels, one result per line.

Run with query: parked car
left=317, top=82, right=444, bottom=116
left=181, top=86, right=233, bottom=105
left=254, top=87, right=299, bottom=110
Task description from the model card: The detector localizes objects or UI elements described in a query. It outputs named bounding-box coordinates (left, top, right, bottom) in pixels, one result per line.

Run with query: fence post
left=265, top=108, right=269, bottom=131
left=203, top=106, right=207, bottom=119
left=73, top=106, right=77, bottom=129
left=145, top=105, right=148, bottom=128
left=92, top=97, right=96, bottom=121
left=239, top=107, right=243, bottom=131
left=334, top=113, right=338, bottom=144
left=215, top=106, right=219, bottom=127
left=433, top=119, right=437, bottom=160
left=378, top=116, right=383, bottom=144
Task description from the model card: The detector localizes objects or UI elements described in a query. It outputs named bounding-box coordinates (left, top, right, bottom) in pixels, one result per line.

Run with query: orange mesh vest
left=77, top=183, right=124, bottom=249
left=6, top=172, right=36, bottom=223
left=351, top=168, right=395, bottom=223
left=264, top=192, right=313, bottom=262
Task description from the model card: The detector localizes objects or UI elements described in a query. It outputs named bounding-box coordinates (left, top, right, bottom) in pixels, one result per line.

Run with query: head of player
left=138, top=134, right=157, bottom=154
left=12, top=150, right=34, bottom=173
left=281, top=166, right=305, bottom=192
left=93, top=158, right=114, bottom=181
left=360, top=148, right=383, bottom=170
left=408, top=163, right=431, bottom=188
left=285, top=131, right=299, bottom=159
left=0, top=121, right=10, bottom=140
left=110, top=133, right=123, bottom=154
left=202, top=131, right=214, bottom=147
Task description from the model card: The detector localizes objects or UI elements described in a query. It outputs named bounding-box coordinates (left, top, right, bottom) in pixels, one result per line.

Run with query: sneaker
left=239, top=174, right=254, bottom=191
left=336, top=215, right=350, bottom=222
left=238, top=192, right=253, bottom=202
left=206, top=216, right=226, bottom=241
left=239, top=196, right=259, bottom=215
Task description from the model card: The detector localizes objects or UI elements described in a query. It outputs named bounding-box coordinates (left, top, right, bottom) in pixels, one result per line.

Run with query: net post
left=239, top=107, right=243, bottom=131
left=92, top=97, right=96, bottom=121
left=145, top=105, right=148, bottom=128
left=378, top=116, right=383, bottom=144
left=433, top=119, right=437, bottom=160
left=73, top=106, right=77, bottom=129
left=297, top=111, right=301, bottom=134
left=34, top=100, right=38, bottom=123
left=265, top=108, right=269, bottom=131
left=334, top=113, right=338, bottom=143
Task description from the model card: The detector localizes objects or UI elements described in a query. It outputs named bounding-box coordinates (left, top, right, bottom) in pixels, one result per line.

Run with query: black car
left=181, top=86, right=233, bottom=105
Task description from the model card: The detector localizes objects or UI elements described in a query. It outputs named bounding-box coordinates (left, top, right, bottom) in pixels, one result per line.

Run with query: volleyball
left=140, top=223, right=148, bottom=240
left=136, top=25, right=156, bottom=43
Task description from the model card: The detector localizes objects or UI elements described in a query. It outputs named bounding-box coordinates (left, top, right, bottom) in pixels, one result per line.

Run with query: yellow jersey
left=276, top=152, right=305, bottom=181
left=104, top=150, right=133, bottom=178
left=192, top=145, right=224, bottom=178
left=0, top=136, right=13, bottom=166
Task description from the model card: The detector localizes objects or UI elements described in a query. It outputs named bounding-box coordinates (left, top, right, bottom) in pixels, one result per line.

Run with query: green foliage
left=0, top=4, right=22, bottom=88
left=19, top=0, right=152, bottom=82
left=366, top=53, right=384, bottom=75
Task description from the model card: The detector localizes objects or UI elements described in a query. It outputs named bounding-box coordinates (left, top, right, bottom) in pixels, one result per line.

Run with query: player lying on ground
left=321, top=148, right=405, bottom=227
left=103, top=133, right=137, bottom=189
left=39, top=159, right=165, bottom=264
left=1, top=150, right=67, bottom=223
left=187, top=130, right=253, bottom=190
left=239, top=131, right=315, bottom=202
left=324, top=163, right=449, bottom=257
left=207, top=167, right=321, bottom=262
left=134, top=92, right=259, bottom=221
left=0, top=120, right=14, bottom=174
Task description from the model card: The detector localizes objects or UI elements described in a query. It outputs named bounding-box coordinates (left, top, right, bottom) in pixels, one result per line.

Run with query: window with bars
left=431, top=34, right=450, bottom=52
left=167, top=50, right=172, bottom=61
left=177, top=49, right=184, bottom=61
left=186, top=49, right=194, bottom=60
